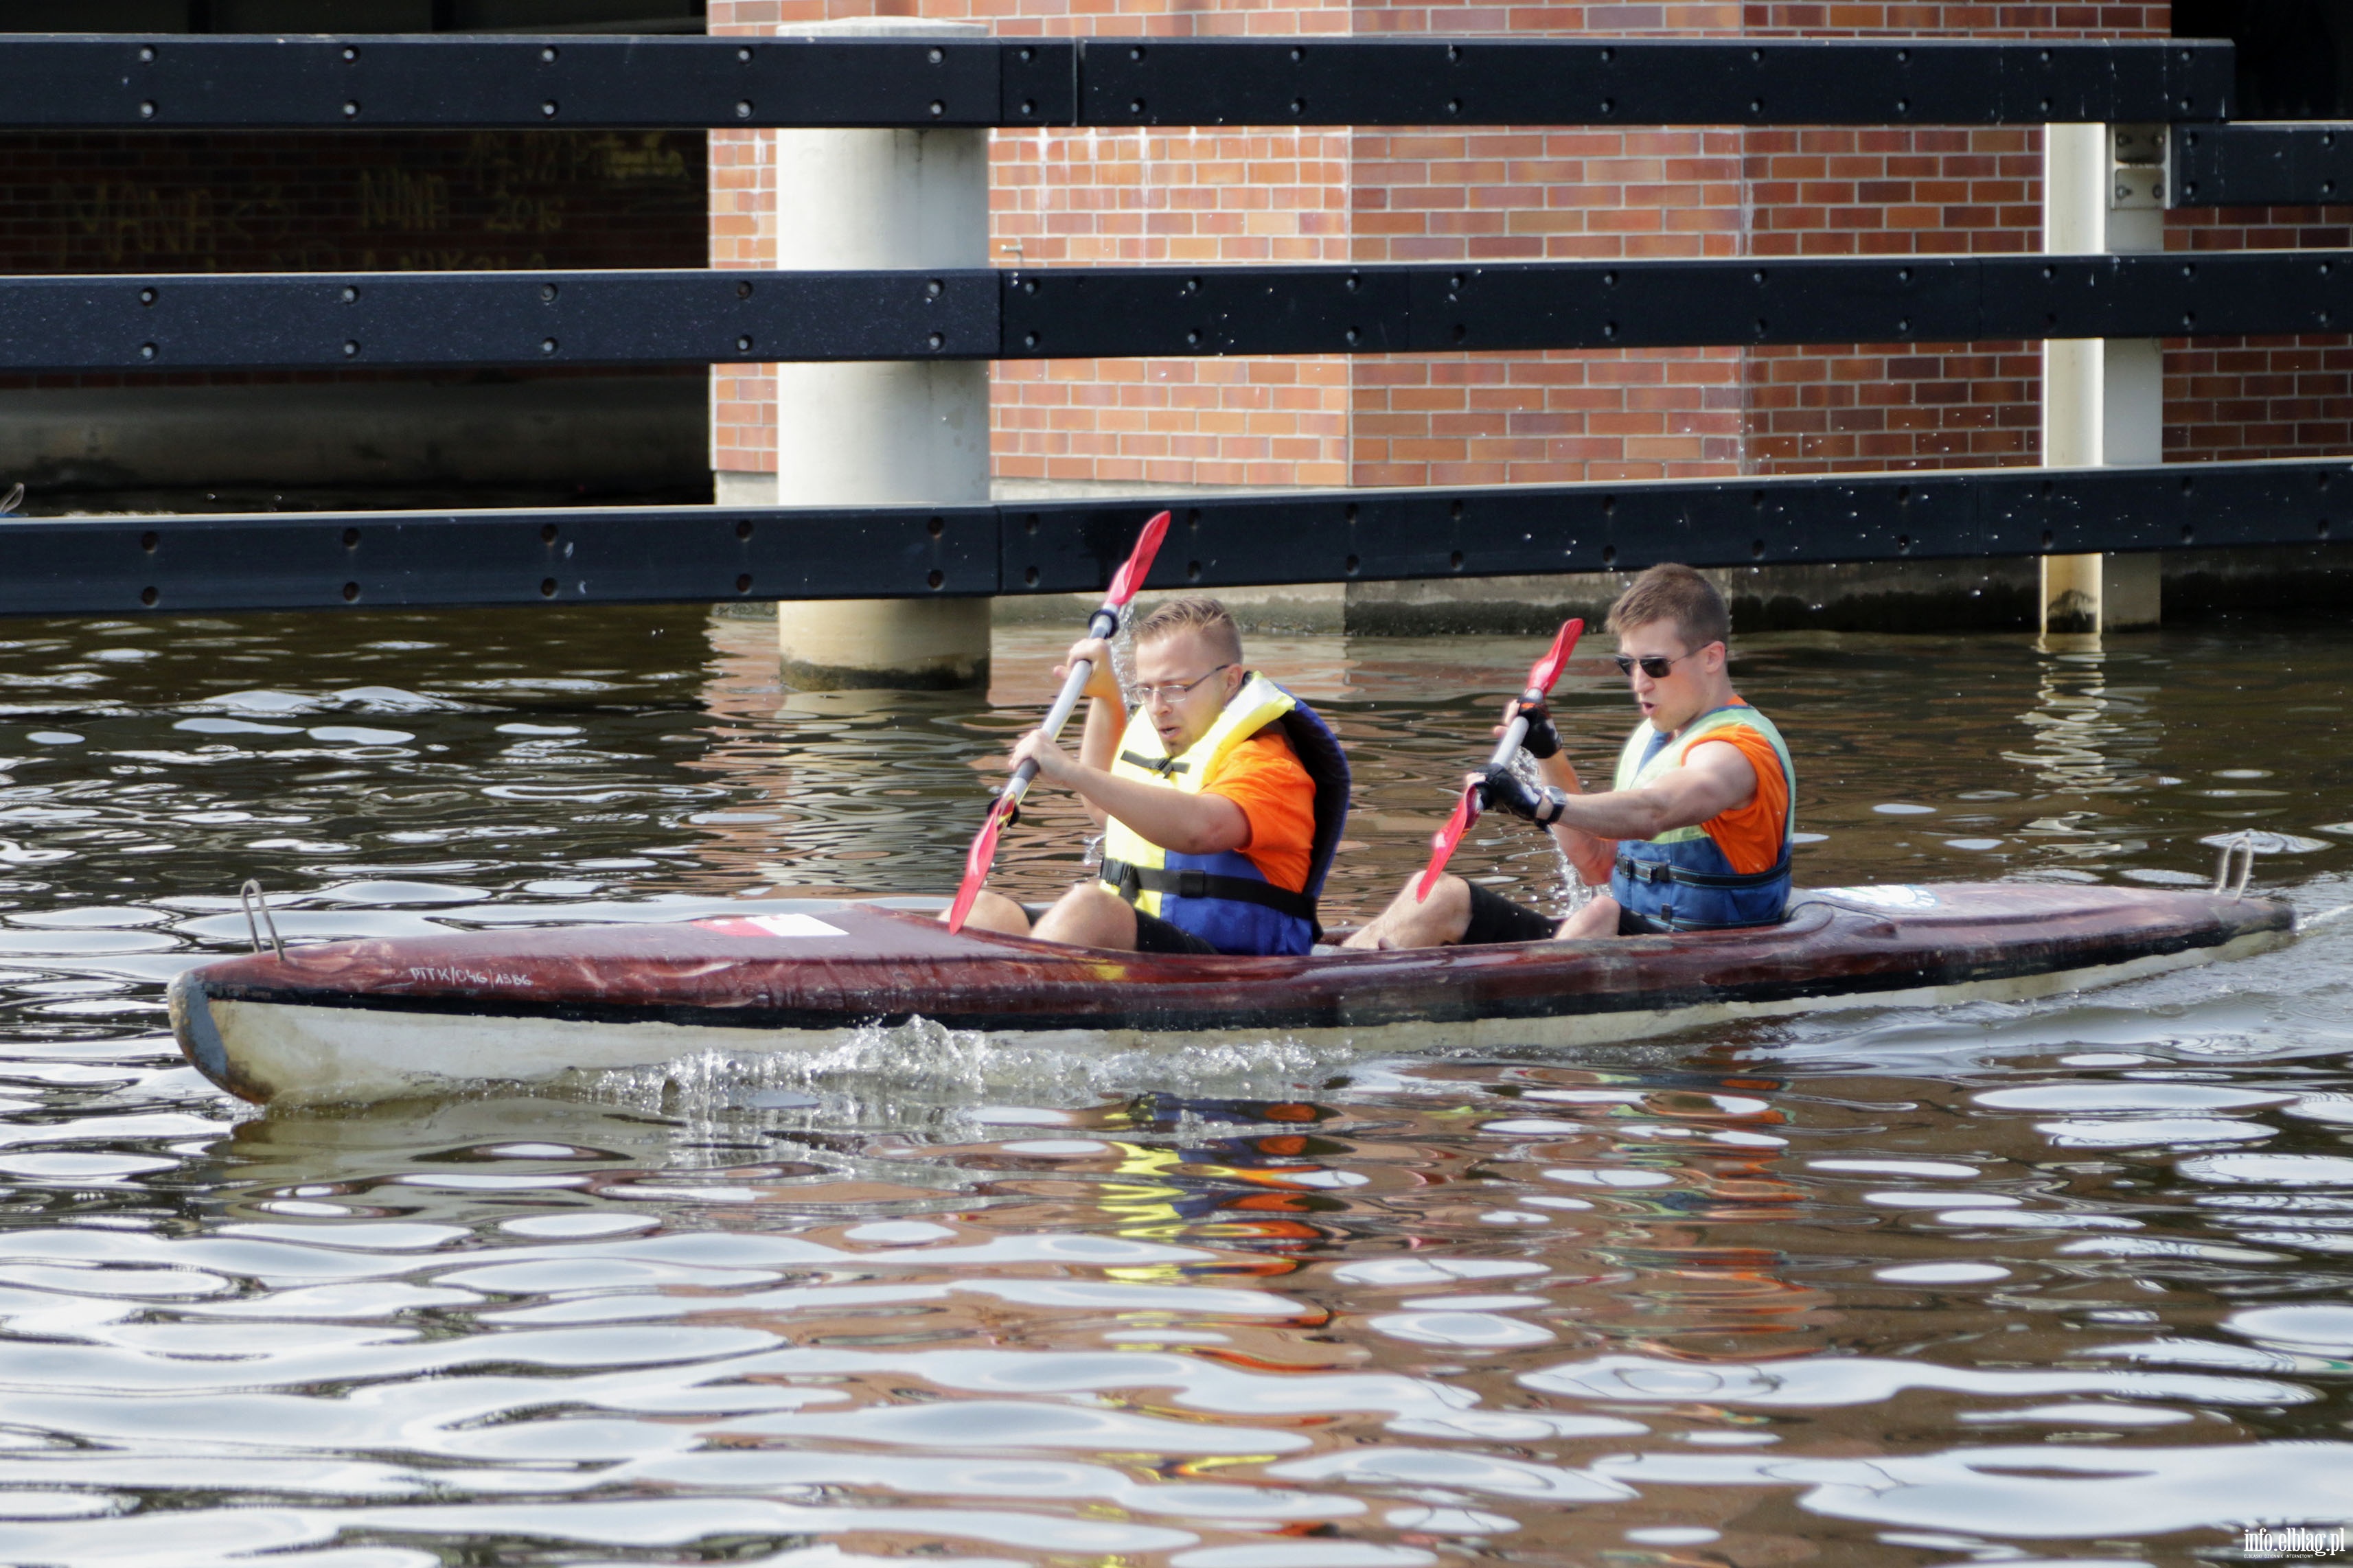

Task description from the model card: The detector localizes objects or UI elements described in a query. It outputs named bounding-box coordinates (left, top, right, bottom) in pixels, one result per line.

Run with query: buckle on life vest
left=1616, top=850, right=1789, bottom=890
left=1102, top=860, right=1208, bottom=900
left=1117, top=749, right=1189, bottom=777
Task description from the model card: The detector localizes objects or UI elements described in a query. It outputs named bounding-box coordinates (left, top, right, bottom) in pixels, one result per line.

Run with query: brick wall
left=1736, top=3, right=2137, bottom=476
left=1738, top=125, right=2044, bottom=474
left=0, top=128, right=707, bottom=406
left=707, top=0, right=2353, bottom=492
left=990, top=125, right=1355, bottom=488
left=2164, top=205, right=2353, bottom=463
left=709, top=0, right=1757, bottom=489
left=711, top=0, right=1357, bottom=489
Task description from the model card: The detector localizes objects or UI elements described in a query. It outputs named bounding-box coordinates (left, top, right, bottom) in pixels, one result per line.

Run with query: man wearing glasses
left=1344, top=563, right=1793, bottom=949
left=956, top=596, right=1348, bottom=956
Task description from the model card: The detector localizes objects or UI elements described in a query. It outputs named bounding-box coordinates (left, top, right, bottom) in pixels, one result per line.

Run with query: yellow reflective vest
left=1098, top=671, right=1344, bottom=956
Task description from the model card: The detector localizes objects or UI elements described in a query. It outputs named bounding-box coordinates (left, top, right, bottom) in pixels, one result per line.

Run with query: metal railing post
left=2041, top=120, right=2167, bottom=634
left=764, top=16, right=995, bottom=691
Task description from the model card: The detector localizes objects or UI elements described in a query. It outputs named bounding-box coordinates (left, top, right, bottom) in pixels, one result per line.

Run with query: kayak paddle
left=1413, top=616, right=1584, bottom=902
left=946, top=509, right=1172, bottom=932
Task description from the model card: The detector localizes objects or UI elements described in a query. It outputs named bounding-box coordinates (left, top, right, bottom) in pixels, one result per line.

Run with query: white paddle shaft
left=1489, top=714, right=1532, bottom=772
left=1464, top=711, right=1533, bottom=820
left=1000, top=606, right=1120, bottom=812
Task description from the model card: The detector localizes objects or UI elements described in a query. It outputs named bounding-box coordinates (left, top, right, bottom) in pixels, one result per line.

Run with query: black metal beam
left=8, top=253, right=2344, bottom=373
left=0, top=270, right=994, bottom=372
left=0, top=35, right=1027, bottom=130
left=1006, top=460, right=2341, bottom=595
left=1, top=458, right=2342, bottom=618
left=1080, top=38, right=2229, bottom=128
left=0, top=35, right=2226, bottom=130
left=0, top=505, right=994, bottom=617
left=1001, top=253, right=2353, bottom=357
left=2170, top=122, right=2353, bottom=207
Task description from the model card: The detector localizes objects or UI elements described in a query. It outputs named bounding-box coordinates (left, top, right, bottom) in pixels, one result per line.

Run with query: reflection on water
left=0, top=606, right=2348, bottom=1563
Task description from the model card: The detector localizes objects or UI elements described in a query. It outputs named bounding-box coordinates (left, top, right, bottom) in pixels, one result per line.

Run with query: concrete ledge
left=2164, top=542, right=2353, bottom=615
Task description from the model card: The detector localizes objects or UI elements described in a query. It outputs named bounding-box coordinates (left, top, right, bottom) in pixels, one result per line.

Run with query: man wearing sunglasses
left=1344, top=563, right=1793, bottom=949
left=956, top=595, right=1349, bottom=956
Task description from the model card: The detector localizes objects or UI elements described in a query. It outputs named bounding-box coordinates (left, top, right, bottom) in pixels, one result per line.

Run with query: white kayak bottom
left=185, top=927, right=2287, bottom=1108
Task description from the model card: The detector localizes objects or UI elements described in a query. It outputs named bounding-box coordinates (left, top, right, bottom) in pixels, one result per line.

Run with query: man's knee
left=951, top=889, right=1031, bottom=937
left=1342, top=871, right=1471, bottom=949
left=1034, top=881, right=1136, bottom=947
left=1555, top=894, right=1621, bottom=941
left=1387, top=869, right=1463, bottom=910
left=1054, top=880, right=1124, bottom=916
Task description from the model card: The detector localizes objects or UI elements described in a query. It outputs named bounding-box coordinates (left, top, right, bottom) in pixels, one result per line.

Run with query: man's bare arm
left=1521, top=739, right=1756, bottom=843
left=1008, top=730, right=1252, bottom=855
left=1527, top=750, right=1613, bottom=884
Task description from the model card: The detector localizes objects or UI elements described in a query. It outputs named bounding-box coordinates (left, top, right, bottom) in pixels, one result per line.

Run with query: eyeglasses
left=1137, top=664, right=1233, bottom=704
left=1611, top=647, right=1709, bottom=680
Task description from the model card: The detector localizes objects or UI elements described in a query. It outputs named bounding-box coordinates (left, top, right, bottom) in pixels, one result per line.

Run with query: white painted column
left=764, top=16, right=994, bottom=690
left=2040, top=122, right=2165, bottom=633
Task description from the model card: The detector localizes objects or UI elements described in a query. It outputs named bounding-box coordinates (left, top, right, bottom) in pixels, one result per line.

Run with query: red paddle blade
left=1524, top=616, right=1584, bottom=699
left=1104, top=511, right=1171, bottom=608
left=945, top=800, right=1010, bottom=933
left=1413, top=783, right=1482, bottom=902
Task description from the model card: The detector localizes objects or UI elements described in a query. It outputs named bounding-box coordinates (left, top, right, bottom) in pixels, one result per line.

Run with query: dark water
left=0, top=605, right=2350, bottom=1566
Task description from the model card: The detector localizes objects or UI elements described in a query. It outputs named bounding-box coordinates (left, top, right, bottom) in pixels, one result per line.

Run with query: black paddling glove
left=1476, top=763, right=1566, bottom=826
left=1511, top=697, right=1561, bottom=759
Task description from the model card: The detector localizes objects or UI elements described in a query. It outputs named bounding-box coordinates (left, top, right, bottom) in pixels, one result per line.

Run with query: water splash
left=1502, top=748, right=1594, bottom=918
left=564, top=1015, right=1368, bottom=1125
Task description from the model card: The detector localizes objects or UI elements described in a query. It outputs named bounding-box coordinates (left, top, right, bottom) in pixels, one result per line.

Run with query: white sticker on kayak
left=1811, top=885, right=1940, bottom=911
left=741, top=913, right=849, bottom=938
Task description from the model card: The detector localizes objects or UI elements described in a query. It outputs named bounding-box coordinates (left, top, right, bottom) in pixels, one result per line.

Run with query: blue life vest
left=1099, top=672, right=1350, bottom=956
left=1607, top=704, right=1795, bottom=932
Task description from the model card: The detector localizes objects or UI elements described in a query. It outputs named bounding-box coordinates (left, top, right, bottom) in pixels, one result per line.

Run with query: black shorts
left=1133, top=908, right=1220, bottom=956
left=1458, top=884, right=1660, bottom=944
left=1460, top=883, right=1563, bottom=945
left=1022, top=901, right=1220, bottom=955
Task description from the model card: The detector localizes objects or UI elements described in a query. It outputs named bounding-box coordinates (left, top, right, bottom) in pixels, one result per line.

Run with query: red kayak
left=169, top=881, right=2293, bottom=1107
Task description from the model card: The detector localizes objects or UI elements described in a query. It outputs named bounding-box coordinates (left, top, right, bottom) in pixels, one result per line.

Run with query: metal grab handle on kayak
left=2212, top=832, right=2256, bottom=898
left=240, top=879, right=286, bottom=962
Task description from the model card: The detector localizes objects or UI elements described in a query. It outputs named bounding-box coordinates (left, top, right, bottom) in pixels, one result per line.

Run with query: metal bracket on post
left=2041, top=119, right=2167, bottom=636
left=2111, top=122, right=2167, bottom=211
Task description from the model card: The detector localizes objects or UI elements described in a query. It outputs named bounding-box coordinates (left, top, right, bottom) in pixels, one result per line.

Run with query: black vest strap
left=1099, top=857, right=1316, bottom=921
left=1614, top=851, right=1791, bottom=890
left=1118, top=750, right=1189, bottom=776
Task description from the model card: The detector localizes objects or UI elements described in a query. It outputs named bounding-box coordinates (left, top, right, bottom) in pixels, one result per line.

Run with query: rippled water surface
left=1, top=604, right=2351, bottom=1566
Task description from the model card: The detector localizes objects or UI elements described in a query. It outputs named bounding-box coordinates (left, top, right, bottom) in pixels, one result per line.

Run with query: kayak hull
left=169, top=883, right=2294, bottom=1107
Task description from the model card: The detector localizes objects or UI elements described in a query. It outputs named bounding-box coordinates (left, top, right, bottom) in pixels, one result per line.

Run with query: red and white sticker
left=700, top=913, right=849, bottom=939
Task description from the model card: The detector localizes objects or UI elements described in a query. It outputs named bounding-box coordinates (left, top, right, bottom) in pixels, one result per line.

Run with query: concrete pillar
left=758, top=16, right=993, bottom=691
left=2040, top=122, right=2165, bottom=634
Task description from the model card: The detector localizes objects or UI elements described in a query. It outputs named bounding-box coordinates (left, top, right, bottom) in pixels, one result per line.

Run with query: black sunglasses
left=1611, top=647, right=1707, bottom=679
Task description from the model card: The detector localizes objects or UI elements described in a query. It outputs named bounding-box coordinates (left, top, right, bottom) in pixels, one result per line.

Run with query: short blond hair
left=1606, top=564, right=1728, bottom=652
left=1133, top=596, right=1243, bottom=664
